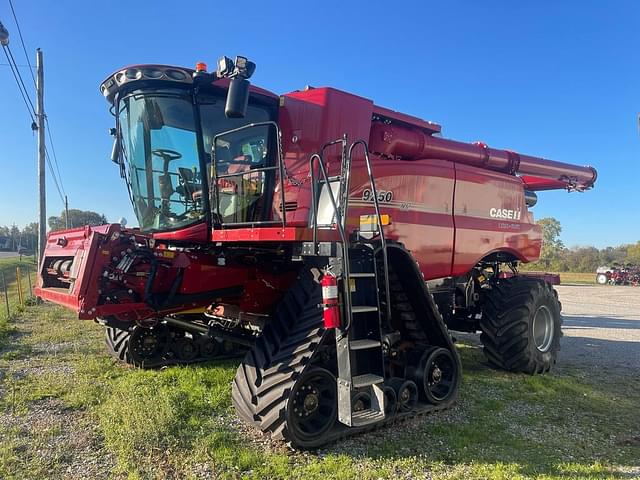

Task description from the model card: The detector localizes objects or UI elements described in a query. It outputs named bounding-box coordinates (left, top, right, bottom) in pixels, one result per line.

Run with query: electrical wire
left=7, top=0, right=35, bottom=86
left=3, top=42, right=35, bottom=114
left=1, top=44, right=35, bottom=122
left=45, top=118, right=66, bottom=196
left=5, top=0, right=68, bottom=207
left=45, top=147, right=65, bottom=204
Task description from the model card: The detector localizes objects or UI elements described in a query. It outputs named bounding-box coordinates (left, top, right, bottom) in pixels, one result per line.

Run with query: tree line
left=1, top=212, right=637, bottom=273
left=0, top=209, right=107, bottom=251
left=523, top=217, right=640, bottom=272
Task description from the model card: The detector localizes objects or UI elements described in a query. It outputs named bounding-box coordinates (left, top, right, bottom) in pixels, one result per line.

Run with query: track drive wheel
left=287, top=368, right=337, bottom=445
left=406, top=346, right=459, bottom=404
left=231, top=267, right=334, bottom=448
left=128, top=324, right=170, bottom=367
left=480, top=277, right=562, bottom=374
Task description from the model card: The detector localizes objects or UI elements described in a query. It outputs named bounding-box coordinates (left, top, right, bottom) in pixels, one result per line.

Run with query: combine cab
left=36, top=56, right=596, bottom=447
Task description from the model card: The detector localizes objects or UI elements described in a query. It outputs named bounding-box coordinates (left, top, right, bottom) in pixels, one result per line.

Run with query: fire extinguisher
left=321, top=270, right=341, bottom=329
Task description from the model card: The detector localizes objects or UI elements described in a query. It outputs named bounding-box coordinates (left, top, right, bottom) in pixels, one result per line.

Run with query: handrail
left=309, top=140, right=353, bottom=335
left=211, top=121, right=286, bottom=229
left=348, top=140, right=392, bottom=323
left=309, top=136, right=390, bottom=333
left=310, top=135, right=348, bottom=247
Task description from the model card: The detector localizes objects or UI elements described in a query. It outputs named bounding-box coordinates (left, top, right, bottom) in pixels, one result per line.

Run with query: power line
left=0, top=62, right=33, bottom=67
left=1, top=44, right=35, bottom=122
left=4, top=43, right=35, bottom=113
left=45, top=117, right=65, bottom=196
left=7, top=0, right=35, bottom=86
left=4, top=2, right=68, bottom=208
left=45, top=147, right=65, bottom=204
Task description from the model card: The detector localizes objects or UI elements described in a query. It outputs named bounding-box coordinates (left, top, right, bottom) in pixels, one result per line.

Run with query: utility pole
left=36, top=48, right=46, bottom=264
left=65, top=195, right=69, bottom=229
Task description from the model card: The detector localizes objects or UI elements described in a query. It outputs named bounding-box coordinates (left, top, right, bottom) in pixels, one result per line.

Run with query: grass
left=0, top=296, right=638, bottom=478
left=0, top=256, right=37, bottom=345
left=557, top=272, right=596, bottom=285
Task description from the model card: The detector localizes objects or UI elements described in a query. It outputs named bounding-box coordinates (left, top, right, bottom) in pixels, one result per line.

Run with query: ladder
left=309, top=137, right=392, bottom=427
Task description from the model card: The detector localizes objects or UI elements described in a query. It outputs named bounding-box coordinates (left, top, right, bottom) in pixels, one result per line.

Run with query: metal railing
left=309, top=136, right=391, bottom=328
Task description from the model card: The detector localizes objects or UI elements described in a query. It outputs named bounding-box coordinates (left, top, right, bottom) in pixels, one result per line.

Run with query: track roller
left=382, top=384, right=397, bottom=416
left=388, top=377, right=418, bottom=413
left=104, top=324, right=233, bottom=368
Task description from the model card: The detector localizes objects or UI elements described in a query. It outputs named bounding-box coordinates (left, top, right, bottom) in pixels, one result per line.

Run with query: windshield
left=119, top=91, right=204, bottom=232
left=118, top=89, right=274, bottom=232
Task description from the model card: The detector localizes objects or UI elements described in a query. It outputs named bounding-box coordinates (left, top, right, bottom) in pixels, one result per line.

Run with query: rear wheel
left=596, top=273, right=608, bottom=285
left=480, top=277, right=562, bottom=374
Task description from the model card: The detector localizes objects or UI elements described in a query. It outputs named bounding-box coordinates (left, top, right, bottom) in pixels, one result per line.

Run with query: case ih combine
left=35, top=56, right=597, bottom=447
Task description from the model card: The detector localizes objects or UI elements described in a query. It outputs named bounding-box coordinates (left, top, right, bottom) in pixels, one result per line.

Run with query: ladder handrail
left=309, top=136, right=390, bottom=333
left=347, top=140, right=392, bottom=324
left=309, top=147, right=353, bottom=335
left=309, top=135, right=348, bottom=247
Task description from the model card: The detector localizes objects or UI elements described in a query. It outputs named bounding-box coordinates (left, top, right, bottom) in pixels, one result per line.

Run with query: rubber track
left=231, top=268, right=329, bottom=444
left=105, top=326, right=132, bottom=363
left=104, top=326, right=241, bottom=368
left=479, top=277, right=562, bottom=374
left=378, top=255, right=441, bottom=344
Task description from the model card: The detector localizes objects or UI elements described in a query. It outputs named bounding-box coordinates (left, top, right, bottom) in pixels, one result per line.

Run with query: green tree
left=21, top=222, right=38, bottom=251
left=48, top=209, right=107, bottom=232
left=536, top=217, right=564, bottom=270
left=9, top=224, right=20, bottom=250
left=627, top=241, right=640, bottom=263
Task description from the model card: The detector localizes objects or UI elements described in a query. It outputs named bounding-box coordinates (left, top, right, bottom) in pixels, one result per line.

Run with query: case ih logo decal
left=489, top=208, right=522, bottom=220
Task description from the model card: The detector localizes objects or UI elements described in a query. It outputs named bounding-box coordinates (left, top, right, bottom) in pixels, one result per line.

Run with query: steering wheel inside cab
left=152, top=148, right=182, bottom=171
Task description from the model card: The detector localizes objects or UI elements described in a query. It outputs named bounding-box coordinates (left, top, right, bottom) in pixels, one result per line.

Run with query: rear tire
left=480, top=277, right=562, bottom=374
left=596, top=273, right=608, bottom=285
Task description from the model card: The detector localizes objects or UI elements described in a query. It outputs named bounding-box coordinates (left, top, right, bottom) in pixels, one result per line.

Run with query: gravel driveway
left=556, top=285, right=640, bottom=371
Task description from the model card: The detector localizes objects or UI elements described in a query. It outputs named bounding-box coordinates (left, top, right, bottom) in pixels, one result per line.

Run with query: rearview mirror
left=110, top=128, right=120, bottom=164
left=225, top=77, right=250, bottom=118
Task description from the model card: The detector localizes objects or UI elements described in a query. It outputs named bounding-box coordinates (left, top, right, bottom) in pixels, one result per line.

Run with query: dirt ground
left=556, top=285, right=640, bottom=371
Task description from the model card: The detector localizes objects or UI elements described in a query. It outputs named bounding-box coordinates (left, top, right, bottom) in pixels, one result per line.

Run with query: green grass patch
left=557, top=272, right=595, bottom=284
left=0, top=301, right=638, bottom=479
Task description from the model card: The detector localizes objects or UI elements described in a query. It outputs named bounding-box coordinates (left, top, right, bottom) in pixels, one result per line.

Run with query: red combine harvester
left=35, top=56, right=597, bottom=447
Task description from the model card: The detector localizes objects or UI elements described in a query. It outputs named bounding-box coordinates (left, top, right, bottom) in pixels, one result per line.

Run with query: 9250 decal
left=362, top=189, right=394, bottom=203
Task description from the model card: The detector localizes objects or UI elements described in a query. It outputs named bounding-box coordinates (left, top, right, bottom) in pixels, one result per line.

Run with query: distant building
left=0, top=236, right=10, bottom=250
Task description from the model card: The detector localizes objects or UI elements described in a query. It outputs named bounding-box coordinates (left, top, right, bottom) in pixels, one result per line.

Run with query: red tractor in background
left=35, top=56, right=597, bottom=448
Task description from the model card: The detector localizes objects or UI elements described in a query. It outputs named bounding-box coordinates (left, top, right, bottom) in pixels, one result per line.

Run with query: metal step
left=351, top=305, right=378, bottom=314
left=352, top=408, right=385, bottom=427
left=349, top=272, right=376, bottom=278
left=352, top=374, right=384, bottom=388
left=349, top=339, right=381, bottom=350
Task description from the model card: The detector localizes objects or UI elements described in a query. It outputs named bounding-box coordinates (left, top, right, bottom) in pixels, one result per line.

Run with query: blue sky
left=1, top=1, right=638, bottom=248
